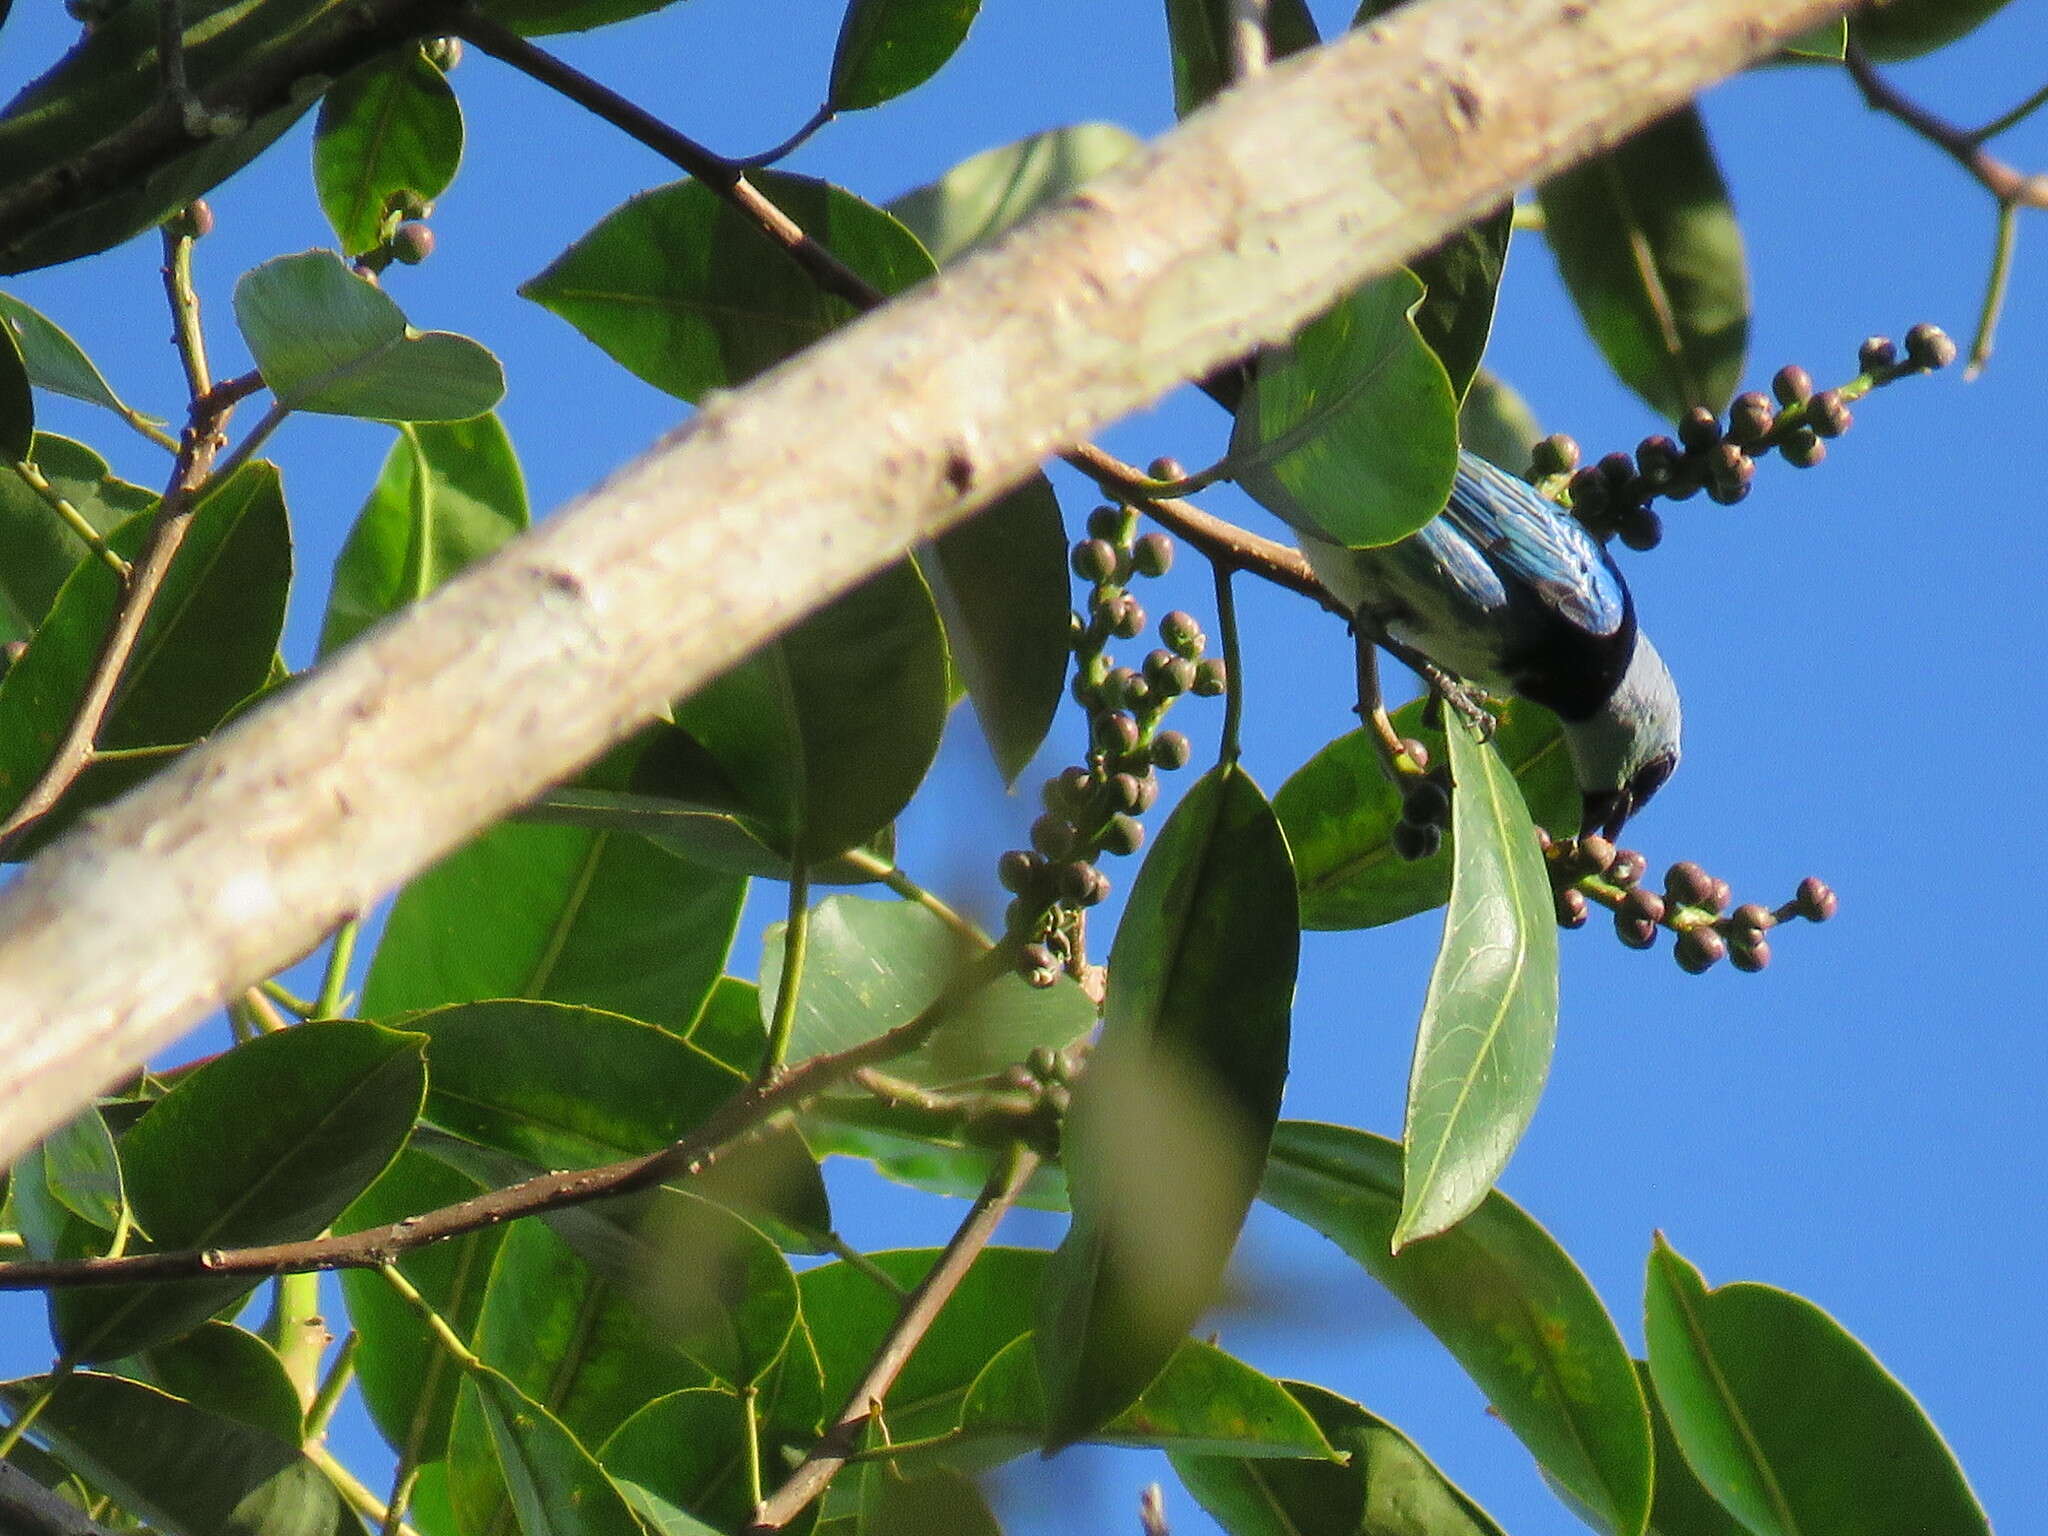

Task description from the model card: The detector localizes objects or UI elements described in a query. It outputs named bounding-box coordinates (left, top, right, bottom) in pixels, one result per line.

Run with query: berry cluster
left=1534, top=324, right=1958, bottom=549
left=999, top=509, right=1223, bottom=984
left=1385, top=735, right=1453, bottom=862
left=1543, top=830, right=1838, bottom=974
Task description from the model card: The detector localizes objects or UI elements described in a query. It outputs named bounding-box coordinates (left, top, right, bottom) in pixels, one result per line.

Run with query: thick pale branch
left=0, top=0, right=1850, bottom=1169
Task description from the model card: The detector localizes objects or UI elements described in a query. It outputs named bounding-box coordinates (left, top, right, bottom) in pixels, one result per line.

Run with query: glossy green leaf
left=0, top=1371, right=356, bottom=1536
left=1276, top=697, right=1575, bottom=931
left=1537, top=106, right=1748, bottom=418
left=919, top=473, right=1070, bottom=783
left=861, top=1463, right=1000, bottom=1536
left=687, top=974, right=767, bottom=1075
left=457, top=1365, right=649, bottom=1536
left=523, top=171, right=933, bottom=403
left=1781, top=18, right=1848, bottom=59
left=666, top=558, right=949, bottom=865
left=602, top=1389, right=776, bottom=1535
left=53, top=1021, right=427, bottom=1362
left=0, top=434, right=155, bottom=644
left=760, top=894, right=1094, bottom=1086
left=885, top=123, right=1140, bottom=265
left=829, top=0, right=980, bottom=110
left=800, top=1099, right=1071, bottom=1210
left=1395, top=714, right=1559, bottom=1247
left=0, top=291, right=133, bottom=414
left=1172, top=1380, right=1507, bottom=1536
left=962, top=1335, right=1333, bottom=1461
left=233, top=249, right=503, bottom=420
left=1039, top=764, right=1295, bottom=1446
left=1261, top=1123, right=1651, bottom=1536
left=1635, top=1360, right=1747, bottom=1536
left=0, top=301, right=29, bottom=460
left=364, top=820, right=743, bottom=1031
left=1643, top=1237, right=1989, bottom=1536
left=803, top=1248, right=1045, bottom=1447
left=1459, top=368, right=1542, bottom=476
left=1164, top=0, right=1320, bottom=116
left=320, top=413, right=528, bottom=655
left=313, top=50, right=464, bottom=257
left=0, top=461, right=291, bottom=837
left=1410, top=206, right=1512, bottom=403
left=0, top=0, right=315, bottom=274
left=1231, top=270, right=1461, bottom=549
left=337, top=1147, right=506, bottom=1462
left=36, top=1104, right=124, bottom=1231
left=1852, top=0, right=2015, bottom=60
left=478, top=0, right=685, bottom=37
left=135, top=1322, right=304, bottom=1444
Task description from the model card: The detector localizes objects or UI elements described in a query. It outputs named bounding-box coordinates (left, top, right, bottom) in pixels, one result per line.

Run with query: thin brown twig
left=0, top=948, right=1012, bottom=1290
left=747, top=1146, right=1039, bottom=1533
left=1842, top=42, right=2048, bottom=209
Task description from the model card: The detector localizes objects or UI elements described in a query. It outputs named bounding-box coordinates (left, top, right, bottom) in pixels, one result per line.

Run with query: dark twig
left=0, top=949, right=1012, bottom=1290
left=746, top=1146, right=1039, bottom=1532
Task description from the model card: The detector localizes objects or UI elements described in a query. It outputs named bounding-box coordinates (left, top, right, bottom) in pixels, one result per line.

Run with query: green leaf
left=601, top=1389, right=779, bottom=1535
left=0, top=300, right=29, bottom=460
left=1038, top=764, right=1295, bottom=1446
left=1851, top=0, right=2014, bottom=60
left=523, top=171, right=934, bottom=403
left=1643, top=1237, right=1990, bottom=1536
left=36, top=1103, right=125, bottom=1231
left=233, top=249, right=503, bottom=420
left=477, top=0, right=684, bottom=38
left=1231, top=269, right=1461, bottom=549
left=135, top=1322, right=304, bottom=1444
left=886, top=123, right=1140, bottom=265
left=0, top=0, right=316, bottom=274
left=1459, top=368, right=1543, bottom=476
left=760, top=894, right=1094, bottom=1087
left=1276, top=698, right=1575, bottom=931
left=919, top=473, right=1070, bottom=783
left=828, top=0, right=980, bottom=110
left=320, top=413, right=529, bottom=655
left=1394, top=714, right=1560, bottom=1247
left=800, top=1099, right=1071, bottom=1210
left=363, top=821, right=743, bottom=1032
left=803, top=1248, right=1046, bottom=1447
left=456, top=1365, right=649, bottom=1536
left=0, top=460, right=291, bottom=838
left=1164, top=0, right=1320, bottom=116
left=52, top=1020, right=427, bottom=1362
left=338, top=1147, right=506, bottom=1462
left=1261, top=1123, right=1651, bottom=1536
left=861, top=1463, right=1001, bottom=1536
left=1780, top=18, right=1848, bottom=59
left=313, top=49, right=464, bottom=257
left=665, top=558, right=949, bottom=865
left=1410, top=206, right=1512, bottom=403
left=0, top=291, right=135, bottom=414
left=1537, top=106, right=1748, bottom=418
left=0, top=434, right=156, bottom=644
left=961, top=1335, right=1334, bottom=1461
left=1635, top=1360, right=1747, bottom=1536
left=1172, top=1380, right=1508, bottom=1536
left=0, top=1371, right=357, bottom=1536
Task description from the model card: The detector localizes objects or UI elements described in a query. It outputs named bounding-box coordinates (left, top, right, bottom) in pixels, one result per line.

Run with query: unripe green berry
left=1192, top=658, right=1228, bottom=696
left=1575, top=835, right=1617, bottom=875
left=1102, top=813, right=1145, bottom=857
left=391, top=221, right=435, bottom=265
left=1106, top=772, right=1145, bottom=812
left=1132, top=532, right=1174, bottom=577
left=1771, top=364, right=1813, bottom=405
left=1159, top=610, right=1204, bottom=658
left=1031, top=814, right=1076, bottom=860
left=997, top=849, right=1041, bottom=893
left=1147, top=456, right=1186, bottom=482
left=1086, top=505, right=1126, bottom=542
left=1055, top=860, right=1100, bottom=903
left=1781, top=428, right=1826, bottom=469
left=1093, top=712, right=1140, bottom=754
left=1807, top=391, right=1852, bottom=439
left=1072, top=538, right=1117, bottom=582
left=1111, top=596, right=1146, bottom=639
left=1531, top=434, right=1580, bottom=476
left=1151, top=730, right=1192, bottom=771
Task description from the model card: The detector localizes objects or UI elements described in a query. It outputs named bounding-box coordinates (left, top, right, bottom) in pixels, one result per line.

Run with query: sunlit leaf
left=0, top=291, right=135, bottom=414
left=829, top=0, right=981, bottom=111
left=0, top=434, right=156, bottom=645
left=313, top=49, right=463, bottom=257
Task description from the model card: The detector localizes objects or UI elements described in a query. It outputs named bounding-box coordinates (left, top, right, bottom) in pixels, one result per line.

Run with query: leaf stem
left=9, top=459, right=130, bottom=578
left=1211, top=563, right=1244, bottom=764
left=162, top=217, right=212, bottom=401
left=307, top=1441, right=425, bottom=1536
left=1967, top=199, right=2017, bottom=379
left=313, top=916, right=360, bottom=1020
left=305, top=1328, right=359, bottom=1439
left=763, top=863, right=811, bottom=1075
left=0, top=1357, right=74, bottom=1460
left=834, top=849, right=984, bottom=947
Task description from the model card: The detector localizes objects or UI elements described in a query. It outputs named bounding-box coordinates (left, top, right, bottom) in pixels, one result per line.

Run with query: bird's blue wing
left=1437, top=451, right=1628, bottom=637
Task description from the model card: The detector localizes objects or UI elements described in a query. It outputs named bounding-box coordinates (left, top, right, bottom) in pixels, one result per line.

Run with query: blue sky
left=2, top=1, right=2043, bottom=1532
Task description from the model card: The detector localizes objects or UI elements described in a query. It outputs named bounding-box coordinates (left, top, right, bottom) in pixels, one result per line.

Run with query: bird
left=1295, top=450, right=1681, bottom=840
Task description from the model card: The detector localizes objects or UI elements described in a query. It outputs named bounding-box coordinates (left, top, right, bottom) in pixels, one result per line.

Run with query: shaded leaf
left=861, top=1463, right=1001, bottom=1536
left=919, top=473, right=1070, bottom=783
left=0, top=291, right=133, bottom=414
left=1276, top=698, right=1575, bottom=931
left=1852, top=0, right=2015, bottom=60
left=363, top=821, right=742, bottom=1032
left=760, top=894, right=1094, bottom=1087
left=0, top=300, right=28, bottom=459
left=1232, top=270, right=1460, bottom=550
left=1780, top=18, right=1848, bottom=59
left=479, top=0, right=685, bottom=38
left=319, top=413, right=528, bottom=655
left=1172, top=1380, right=1507, bottom=1536
left=829, top=0, right=981, bottom=111
left=1636, top=1360, right=1747, bottom=1536
left=602, top=1389, right=781, bottom=1535
left=1164, top=0, right=1320, bottom=116
left=1643, top=1237, right=1989, bottom=1536
left=1459, top=368, right=1543, bottom=476
left=36, top=1104, right=124, bottom=1232
left=523, top=171, right=933, bottom=403
left=1038, top=764, right=1295, bottom=1446
left=135, top=1322, right=303, bottom=1444
left=457, top=1365, right=648, bottom=1536
left=233, top=250, right=503, bottom=421
left=1537, top=106, right=1747, bottom=418
left=886, top=123, right=1139, bottom=265
left=53, top=1021, right=426, bottom=1362
left=1262, top=1123, right=1651, bottom=1536
left=1395, top=714, right=1559, bottom=1247
left=1410, top=205, right=1512, bottom=403
left=313, top=50, right=464, bottom=257
left=0, top=434, right=155, bottom=644
left=0, top=1372, right=356, bottom=1536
